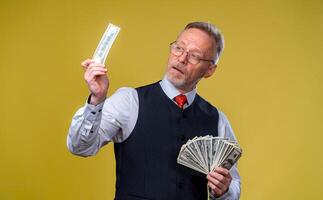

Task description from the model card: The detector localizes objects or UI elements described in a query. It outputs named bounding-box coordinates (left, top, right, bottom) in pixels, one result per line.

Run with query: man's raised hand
left=82, top=59, right=109, bottom=105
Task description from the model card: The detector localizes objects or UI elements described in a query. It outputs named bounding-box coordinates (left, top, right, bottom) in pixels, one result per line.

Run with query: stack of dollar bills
left=177, top=135, right=242, bottom=199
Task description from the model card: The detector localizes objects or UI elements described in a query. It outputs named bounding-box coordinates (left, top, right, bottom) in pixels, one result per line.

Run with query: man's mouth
left=171, top=66, right=184, bottom=74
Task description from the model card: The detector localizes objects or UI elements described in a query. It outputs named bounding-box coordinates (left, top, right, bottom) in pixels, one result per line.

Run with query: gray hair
left=184, top=22, right=225, bottom=64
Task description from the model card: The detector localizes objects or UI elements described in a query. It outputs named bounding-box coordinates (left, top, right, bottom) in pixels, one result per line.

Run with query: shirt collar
left=159, top=76, right=196, bottom=107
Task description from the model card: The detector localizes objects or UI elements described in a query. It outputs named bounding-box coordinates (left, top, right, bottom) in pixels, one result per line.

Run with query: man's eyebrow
left=176, top=41, right=204, bottom=54
left=176, top=41, right=186, bottom=46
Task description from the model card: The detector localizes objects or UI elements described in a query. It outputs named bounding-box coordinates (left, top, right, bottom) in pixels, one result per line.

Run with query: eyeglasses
left=170, top=42, right=215, bottom=65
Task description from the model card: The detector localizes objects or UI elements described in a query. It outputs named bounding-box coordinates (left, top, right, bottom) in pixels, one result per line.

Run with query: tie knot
left=174, top=94, right=187, bottom=109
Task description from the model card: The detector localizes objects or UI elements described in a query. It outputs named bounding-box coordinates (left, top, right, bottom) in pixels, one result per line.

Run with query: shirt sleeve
left=215, top=110, right=241, bottom=200
left=66, top=87, right=138, bottom=157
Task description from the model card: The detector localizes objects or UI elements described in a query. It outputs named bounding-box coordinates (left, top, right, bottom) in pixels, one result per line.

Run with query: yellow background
left=1, top=0, right=323, bottom=199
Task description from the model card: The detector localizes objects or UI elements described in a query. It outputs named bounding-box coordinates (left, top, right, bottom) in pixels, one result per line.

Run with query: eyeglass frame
left=169, top=41, right=215, bottom=65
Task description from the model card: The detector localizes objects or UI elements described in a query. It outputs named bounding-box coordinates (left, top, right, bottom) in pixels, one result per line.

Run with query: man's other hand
left=207, top=167, right=232, bottom=197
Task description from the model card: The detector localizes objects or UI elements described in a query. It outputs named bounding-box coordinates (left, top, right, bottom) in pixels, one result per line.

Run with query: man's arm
left=67, top=59, right=109, bottom=156
left=207, top=110, right=241, bottom=199
left=67, top=87, right=139, bottom=157
left=67, top=99, right=107, bottom=157
left=66, top=59, right=138, bottom=157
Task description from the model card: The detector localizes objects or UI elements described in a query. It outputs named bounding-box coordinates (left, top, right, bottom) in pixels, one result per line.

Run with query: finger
left=81, top=59, right=96, bottom=69
left=214, top=167, right=232, bottom=183
left=86, top=67, right=107, bottom=77
left=207, top=174, right=226, bottom=191
left=85, top=66, right=107, bottom=78
left=208, top=182, right=222, bottom=196
left=87, top=66, right=108, bottom=73
left=208, top=172, right=231, bottom=188
left=214, top=167, right=231, bottom=177
left=88, top=62, right=106, bottom=68
left=210, top=168, right=232, bottom=181
left=209, top=171, right=225, bottom=182
left=84, top=66, right=107, bottom=79
left=85, top=64, right=106, bottom=72
left=85, top=71, right=107, bottom=83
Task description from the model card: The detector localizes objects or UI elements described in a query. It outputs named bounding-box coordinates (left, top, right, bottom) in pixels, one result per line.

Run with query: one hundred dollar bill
left=177, top=135, right=242, bottom=200
left=93, top=23, right=120, bottom=64
left=177, top=135, right=242, bottom=173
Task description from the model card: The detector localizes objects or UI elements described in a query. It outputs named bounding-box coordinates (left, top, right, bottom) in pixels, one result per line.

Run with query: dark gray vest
left=114, top=82, right=219, bottom=200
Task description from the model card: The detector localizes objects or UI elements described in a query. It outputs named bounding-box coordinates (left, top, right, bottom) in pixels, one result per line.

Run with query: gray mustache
left=173, top=62, right=185, bottom=69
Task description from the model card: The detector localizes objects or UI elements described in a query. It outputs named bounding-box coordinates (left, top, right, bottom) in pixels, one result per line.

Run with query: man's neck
left=160, top=76, right=197, bottom=107
left=177, top=86, right=195, bottom=94
left=165, top=77, right=196, bottom=94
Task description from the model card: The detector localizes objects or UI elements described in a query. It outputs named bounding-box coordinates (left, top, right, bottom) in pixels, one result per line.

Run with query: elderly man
left=67, top=21, right=241, bottom=200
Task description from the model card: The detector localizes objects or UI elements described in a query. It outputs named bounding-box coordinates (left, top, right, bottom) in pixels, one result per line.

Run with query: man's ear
left=203, top=64, right=217, bottom=78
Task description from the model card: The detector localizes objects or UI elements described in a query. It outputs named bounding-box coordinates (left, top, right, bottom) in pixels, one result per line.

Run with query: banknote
left=177, top=135, right=242, bottom=174
left=93, top=23, right=120, bottom=64
left=177, top=135, right=242, bottom=200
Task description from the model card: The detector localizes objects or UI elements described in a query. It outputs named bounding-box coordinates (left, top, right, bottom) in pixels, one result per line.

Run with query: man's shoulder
left=108, top=87, right=138, bottom=102
left=135, top=81, right=161, bottom=90
left=114, top=86, right=136, bottom=95
left=195, top=94, right=219, bottom=115
left=109, top=81, right=161, bottom=101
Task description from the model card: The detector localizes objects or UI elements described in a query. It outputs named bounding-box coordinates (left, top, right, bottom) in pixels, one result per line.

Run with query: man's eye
left=176, top=46, right=183, bottom=51
left=190, top=54, right=200, bottom=59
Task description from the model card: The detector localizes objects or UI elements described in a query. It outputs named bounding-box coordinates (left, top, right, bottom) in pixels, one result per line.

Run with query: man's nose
left=178, top=51, right=188, bottom=64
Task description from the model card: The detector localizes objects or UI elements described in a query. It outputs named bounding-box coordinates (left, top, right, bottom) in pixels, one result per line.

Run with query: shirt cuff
left=213, top=186, right=232, bottom=200
left=83, top=95, right=105, bottom=122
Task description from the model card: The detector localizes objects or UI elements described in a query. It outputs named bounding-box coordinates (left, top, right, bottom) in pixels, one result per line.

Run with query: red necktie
left=174, top=94, right=187, bottom=109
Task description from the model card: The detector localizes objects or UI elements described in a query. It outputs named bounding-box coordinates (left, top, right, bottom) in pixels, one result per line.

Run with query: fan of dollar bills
left=177, top=135, right=242, bottom=199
